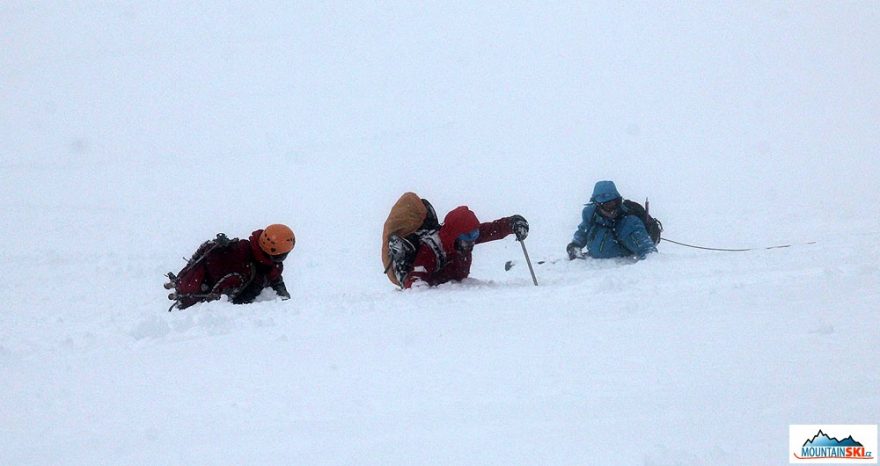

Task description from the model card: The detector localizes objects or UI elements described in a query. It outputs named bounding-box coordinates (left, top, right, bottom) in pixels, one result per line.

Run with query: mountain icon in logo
left=803, top=430, right=864, bottom=447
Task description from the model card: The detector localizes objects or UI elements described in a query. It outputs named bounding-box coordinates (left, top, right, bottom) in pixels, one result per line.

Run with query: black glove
left=509, top=215, right=529, bottom=241
left=566, top=242, right=583, bottom=260
left=272, top=280, right=291, bottom=300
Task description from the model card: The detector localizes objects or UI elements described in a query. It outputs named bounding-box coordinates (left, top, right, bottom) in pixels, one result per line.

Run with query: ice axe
left=517, top=239, right=538, bottom=286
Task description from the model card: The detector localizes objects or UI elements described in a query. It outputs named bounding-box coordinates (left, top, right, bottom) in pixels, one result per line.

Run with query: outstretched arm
left=475, top=216, right=517, bottom=244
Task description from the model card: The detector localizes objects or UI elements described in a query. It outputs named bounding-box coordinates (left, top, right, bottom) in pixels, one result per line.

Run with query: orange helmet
left=259, top=224, right=295, bottom=256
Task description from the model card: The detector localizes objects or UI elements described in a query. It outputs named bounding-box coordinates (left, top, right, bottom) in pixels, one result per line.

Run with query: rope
left=661, top=237, right=815, bottom=252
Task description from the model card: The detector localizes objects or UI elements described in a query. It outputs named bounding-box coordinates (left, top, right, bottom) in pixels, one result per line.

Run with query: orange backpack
left=381, top=192, right=438, bottom=286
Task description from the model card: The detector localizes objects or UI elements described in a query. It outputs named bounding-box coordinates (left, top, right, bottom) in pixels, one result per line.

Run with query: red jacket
left=404, top=206, right=514, bottom=288
left=175, top=229, right=284, bottom=308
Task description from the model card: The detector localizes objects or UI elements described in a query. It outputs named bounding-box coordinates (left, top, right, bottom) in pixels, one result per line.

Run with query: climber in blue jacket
left=567, top=180, right=657, bottom=260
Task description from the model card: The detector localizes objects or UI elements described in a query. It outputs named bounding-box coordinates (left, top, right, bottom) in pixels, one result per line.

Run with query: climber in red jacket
left=402, top=206, right=528, bottom=289
left=165, top=224, right=295, bottom=310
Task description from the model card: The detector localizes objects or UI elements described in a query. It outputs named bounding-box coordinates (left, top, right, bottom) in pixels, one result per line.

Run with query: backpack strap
left=421, top=199, right=440, bottom=230
left=419, top=231, right=446, bottom=272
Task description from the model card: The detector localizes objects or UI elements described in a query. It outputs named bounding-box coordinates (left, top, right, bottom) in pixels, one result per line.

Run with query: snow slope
left=2, top=2, right=878, bottom=465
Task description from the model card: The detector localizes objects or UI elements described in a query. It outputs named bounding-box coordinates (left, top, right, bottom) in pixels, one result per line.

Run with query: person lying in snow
left=383, top=196, right=528, bottom=289
left=165, top=224, right=295, bottom=310
left=566, top=180, right=658, bottom=261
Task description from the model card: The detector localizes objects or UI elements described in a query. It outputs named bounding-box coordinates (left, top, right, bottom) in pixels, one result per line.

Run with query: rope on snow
left=660, top=237, right=816, bottom=252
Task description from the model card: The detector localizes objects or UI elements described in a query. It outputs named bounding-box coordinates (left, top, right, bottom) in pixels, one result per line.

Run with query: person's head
left=259, top=224, right=295, bottom=262
left=590, top=180, right=622, bottom=218
left=442, top=206, right=480, bottom=252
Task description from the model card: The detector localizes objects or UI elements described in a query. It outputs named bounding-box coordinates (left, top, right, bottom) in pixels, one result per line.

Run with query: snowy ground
left=2, top=2, right=879, bottom=465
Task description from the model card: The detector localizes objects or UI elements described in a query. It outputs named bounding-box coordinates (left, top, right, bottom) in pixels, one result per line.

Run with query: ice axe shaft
left=518, top=239, right=538, bottom=286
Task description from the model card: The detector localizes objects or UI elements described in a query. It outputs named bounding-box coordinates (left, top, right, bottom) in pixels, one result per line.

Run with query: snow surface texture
left=2, top=2, right=879, bottom=465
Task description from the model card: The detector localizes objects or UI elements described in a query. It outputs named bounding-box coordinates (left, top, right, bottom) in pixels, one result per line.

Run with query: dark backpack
left=183, top=233, right=238, bottom=272
left=165, top=233, right=241, bottom=305
left=621, top=199, right=663, bottom=245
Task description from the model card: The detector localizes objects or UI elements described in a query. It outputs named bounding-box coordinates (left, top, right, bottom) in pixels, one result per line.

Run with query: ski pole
left=518, top=239, right=538, bottom=286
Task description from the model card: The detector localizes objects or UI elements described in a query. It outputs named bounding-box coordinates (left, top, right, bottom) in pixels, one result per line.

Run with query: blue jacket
left=571, top=203, right=657, bottom=259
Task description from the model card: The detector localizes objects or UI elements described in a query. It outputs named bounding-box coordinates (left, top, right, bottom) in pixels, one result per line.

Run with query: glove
left=272, top=280, right=291, bottom=300
left=509, top=215, right=529, bottom=241
left=566, top=242, right=582, bottom=260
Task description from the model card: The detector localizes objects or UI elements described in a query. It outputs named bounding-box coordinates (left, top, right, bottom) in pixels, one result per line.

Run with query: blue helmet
left=590, top=180, right=621, bottom=203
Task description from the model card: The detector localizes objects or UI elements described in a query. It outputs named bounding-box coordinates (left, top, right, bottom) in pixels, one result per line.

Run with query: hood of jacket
left=249, top=229, right=276, bottom=267
left=590, top=180, right=621, bottom=203
left=438, top=206, right=480, bottom=252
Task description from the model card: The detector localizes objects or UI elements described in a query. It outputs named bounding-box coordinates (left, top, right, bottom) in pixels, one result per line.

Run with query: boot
left=388, top=234, right=414, bottom=262
left=388, top=234, right=416, bottom=285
